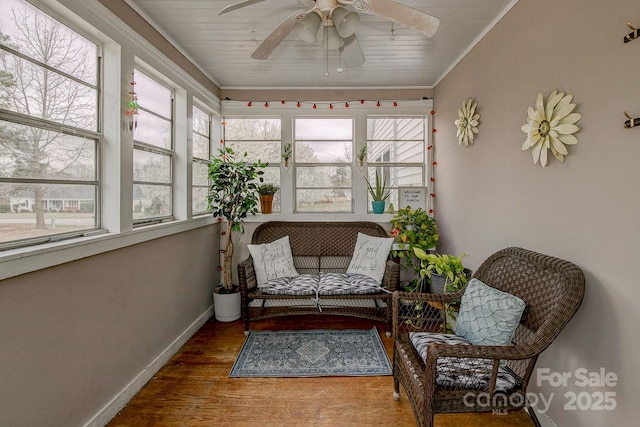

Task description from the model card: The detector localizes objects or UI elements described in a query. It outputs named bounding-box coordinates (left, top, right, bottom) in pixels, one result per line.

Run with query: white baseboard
left=528, top=405, right=558, bottom=427
left=84, top=306, right=214, bottom=427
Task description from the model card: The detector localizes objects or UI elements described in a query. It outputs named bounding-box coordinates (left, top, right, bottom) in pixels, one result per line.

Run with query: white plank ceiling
left=128, top=0, right=516, bottom=89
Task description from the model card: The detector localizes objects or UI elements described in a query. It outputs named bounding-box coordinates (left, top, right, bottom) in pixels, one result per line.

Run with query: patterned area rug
left=229, top=327, right=392, bottom=377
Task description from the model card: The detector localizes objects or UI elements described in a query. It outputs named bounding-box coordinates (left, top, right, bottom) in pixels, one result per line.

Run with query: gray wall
left=434, top=0, right=638, bottom=424
left=0, top=225, right=219, bottom=427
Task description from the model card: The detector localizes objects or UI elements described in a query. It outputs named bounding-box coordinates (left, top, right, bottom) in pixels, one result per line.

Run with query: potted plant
left=389, top=207, right=439, bottom=289
left=357, top=145, right=367, bottom=168
left=208, top=146, right=267, bottom=321
left=281, top=142, right=292, bottom=168
left=414, top=248, right=471, bottom=294
left=365, top=170, right=390, bottom=213
left=257, top=183, right=279, bottom=214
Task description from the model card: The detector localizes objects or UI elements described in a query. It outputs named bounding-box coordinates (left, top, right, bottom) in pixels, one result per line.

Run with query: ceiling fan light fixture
left=331, top=7, right=359, bottom=38
left=294, top=11, right=322, bottom=43
left=322, top=25, right=344, bottom=50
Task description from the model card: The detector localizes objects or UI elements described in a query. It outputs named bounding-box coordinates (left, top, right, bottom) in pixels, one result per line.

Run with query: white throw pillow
left=346, top=232, right=394, bottom=283
left=455, top=278, right=526, bottom=346
left=247, top=236, right=298, bottom=286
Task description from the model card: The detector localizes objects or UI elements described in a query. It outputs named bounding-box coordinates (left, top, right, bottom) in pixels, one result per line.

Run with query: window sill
left=244, top=213, right=396, bottom=222
left=0, top=216, right=217, bottom=281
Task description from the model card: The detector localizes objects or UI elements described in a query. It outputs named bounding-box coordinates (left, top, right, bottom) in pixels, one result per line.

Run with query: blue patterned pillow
left=455, top=278, right=526, bottom=346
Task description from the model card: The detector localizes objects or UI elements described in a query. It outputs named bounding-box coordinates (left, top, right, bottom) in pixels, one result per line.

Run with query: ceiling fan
left=218, top=0, right=440, bottom=68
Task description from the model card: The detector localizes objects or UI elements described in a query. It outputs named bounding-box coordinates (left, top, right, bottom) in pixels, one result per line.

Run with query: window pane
left=366, top=166, right=423, bottom=211
left=226, top=141, right=280, bottom=163
left=133, top=110, right=172, bottom=150
left=133, top=184, right=171, bottom=219
left=0, top=120, right=96, bottom=180
left=193, top=133, right=210, bottom=160
left=225, top=118, right=280, bottom=140
left=0, top=0, right=98, bottom=85
left=0, top=182, right=96, bottom=242
left=192, top=161, right=208, bottom=186
left=368, top=140, right=424, bottom=163
left=1, top=52, right=98, bottom=131
left=294, top=141, right=352, bottom=163
left=295, top=118, right=352, bottom=140
left=193, top=106, right=210, bottom=136
left=296, top=166, right=351, bottom=188
left=192, top=186, right=209, bottom=214
left=133, top=149, right=171, bottom=183
left=296, top=189, right=352, bottom=213
left=134, top=71, right=172, bottom=118
left=367, top=117, right=424, bottom=141
left=259, top=167, right=280, bottom=213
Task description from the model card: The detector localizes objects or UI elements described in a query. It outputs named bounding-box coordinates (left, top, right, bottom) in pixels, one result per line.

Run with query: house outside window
left=0, top=0, right=100, bottom=247
left=366, top=117, right=426, bottom=211
left=132, top=69, right=173, bottom=224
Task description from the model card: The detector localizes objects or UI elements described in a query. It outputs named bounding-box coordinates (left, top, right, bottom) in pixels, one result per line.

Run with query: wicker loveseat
left=237, top=221, right=400, bottom=334
left=392, top=247, right=585, bottom=426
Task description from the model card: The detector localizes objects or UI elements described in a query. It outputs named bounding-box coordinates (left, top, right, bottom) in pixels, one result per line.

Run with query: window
left=223, top=118, right=281, bottom=212
left=132, top=69, right=173, bottom=224
left=294, top=117, right=353, bottom=213
left=366, top=117, right=426, bottom=210
left=0, top=0, right=100, bottom=247
left=192, top=103, right=211, bottom=215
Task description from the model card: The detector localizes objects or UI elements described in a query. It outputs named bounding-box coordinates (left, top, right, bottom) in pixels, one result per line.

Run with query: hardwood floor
left=107, top=316, right=535, bottom=427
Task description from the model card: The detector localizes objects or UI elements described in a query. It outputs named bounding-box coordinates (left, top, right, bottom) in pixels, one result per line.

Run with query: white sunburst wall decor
left=521, top=89, right=582, bottom=167
left=454, top=98, right=480, bottom=147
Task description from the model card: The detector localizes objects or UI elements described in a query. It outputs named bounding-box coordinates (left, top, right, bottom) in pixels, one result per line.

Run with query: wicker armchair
left=392, top=247, right=585, bottom=426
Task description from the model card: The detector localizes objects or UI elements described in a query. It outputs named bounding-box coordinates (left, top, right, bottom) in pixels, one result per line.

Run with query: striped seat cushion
left=260, top=273, right=383, bottom=296
left=260, top=274, right=319, bottom=296
left=318, top=273, right=383, bottom=295
left=409, top=332, right=520, bottom=392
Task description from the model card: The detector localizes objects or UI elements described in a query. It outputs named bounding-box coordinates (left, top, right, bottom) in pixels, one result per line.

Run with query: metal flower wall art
left=521, top=90, right=582, bottom=167
left=455, top=98, right=480, bottom=146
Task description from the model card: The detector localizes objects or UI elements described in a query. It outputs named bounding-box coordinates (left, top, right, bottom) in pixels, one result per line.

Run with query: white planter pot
left=213, top=287, right=241, bottom=322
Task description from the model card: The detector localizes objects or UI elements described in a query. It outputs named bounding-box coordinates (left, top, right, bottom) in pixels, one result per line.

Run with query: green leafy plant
left=357, top=145, right=367, bottom=162
left=390, top=207, right=438, bottom=275
left=208, top=146, right=267, bottom=292
left=365, top=170, right=391, bottom=201
left=414, top=248, right=470, bottom=294
left=281, top=143, right=292, bottom=162
left=257, top=183, right=280, bottom=195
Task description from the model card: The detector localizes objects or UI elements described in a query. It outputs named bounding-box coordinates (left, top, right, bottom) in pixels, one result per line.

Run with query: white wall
left=434, top=0, right=639, bottom=424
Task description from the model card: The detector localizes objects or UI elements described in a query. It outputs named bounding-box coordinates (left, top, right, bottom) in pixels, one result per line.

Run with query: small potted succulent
left=257, top=183, right=280, bottom=214
left=365, top=170, right=390, bottom=213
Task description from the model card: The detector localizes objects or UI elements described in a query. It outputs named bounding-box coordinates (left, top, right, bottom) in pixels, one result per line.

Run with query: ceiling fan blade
left=358, top=0, right=440, bottom=37
left=341, top=35, right=365, bottom=68
left=218, top=0, right=266, bottom=15
left=251, top=10, right=308, bottom=60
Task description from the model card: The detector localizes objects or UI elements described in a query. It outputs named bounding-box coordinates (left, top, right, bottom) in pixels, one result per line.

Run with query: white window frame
left=191, top=100, right=212, bottom=216
left=0, top=0, right=221, bottom=281
left=0, top=0, right=103, bottom=250
left=220, top=99, right=433, bottom=220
